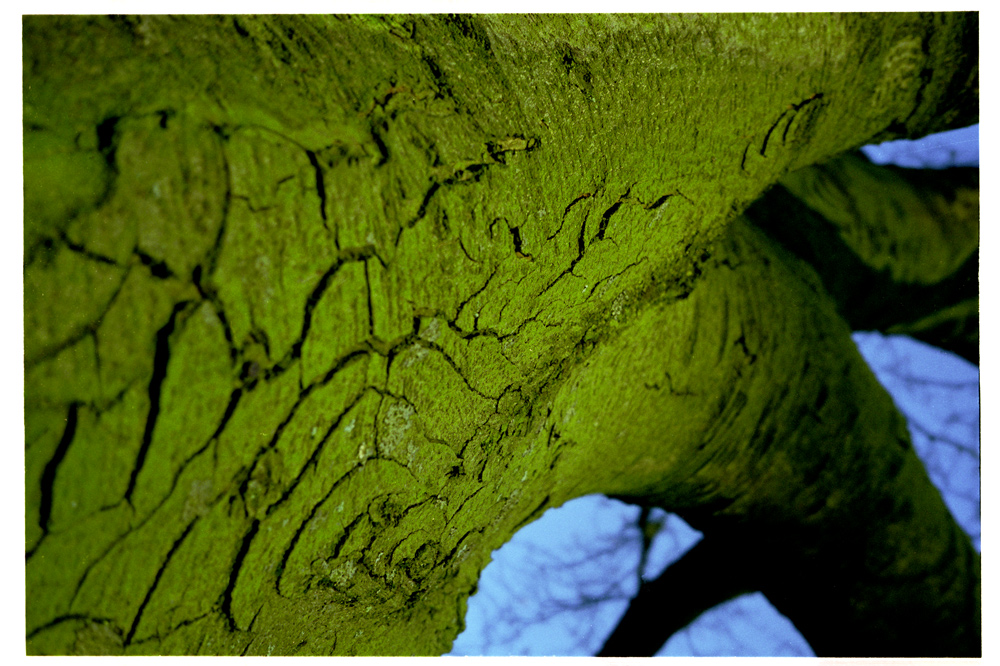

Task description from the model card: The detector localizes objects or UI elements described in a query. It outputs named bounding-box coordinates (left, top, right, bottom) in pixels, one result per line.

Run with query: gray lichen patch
left=378, top=400, right=415, bottom=459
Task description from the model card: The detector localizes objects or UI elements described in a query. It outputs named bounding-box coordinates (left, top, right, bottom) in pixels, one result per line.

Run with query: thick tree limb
left=747, top=154, right=978, bottom=363
left=23, top=14, right=979, bottom=655
left=568, top=217, right=980, bottom=656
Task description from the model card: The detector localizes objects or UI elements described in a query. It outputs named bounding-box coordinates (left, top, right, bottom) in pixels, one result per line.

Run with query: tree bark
left=748, top=154, right=978, bottom=364
left=599, top=150, right=981, bottom=655
left=24, top=14, right=978, bottom=655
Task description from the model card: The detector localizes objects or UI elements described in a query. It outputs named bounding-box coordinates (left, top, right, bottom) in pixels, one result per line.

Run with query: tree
left=23, top=13, right=979, bottom=656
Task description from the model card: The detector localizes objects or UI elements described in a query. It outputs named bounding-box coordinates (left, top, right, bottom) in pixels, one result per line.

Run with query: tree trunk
left=24, top=13, right=978, bottom=655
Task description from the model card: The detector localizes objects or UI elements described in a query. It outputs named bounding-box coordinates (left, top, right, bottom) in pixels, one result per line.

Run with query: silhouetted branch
left=597, top=532, right=758, bottom=657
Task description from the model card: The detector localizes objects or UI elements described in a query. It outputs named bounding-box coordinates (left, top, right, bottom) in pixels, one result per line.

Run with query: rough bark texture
left=24, top=14, right=978, bottom=656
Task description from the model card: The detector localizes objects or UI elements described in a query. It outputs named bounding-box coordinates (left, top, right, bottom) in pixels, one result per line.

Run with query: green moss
left=780, top=153, right=979, bottom=284
left=23, top=13, right=978, bottom=656
left=63, top=206, right=138, bottom=267
left=111, top=114, right=228, bottom=278
left=211, top=127, right=341, bottom=361
left=277, top=459, right=425, bottom=597
left=26, top=504, right=133, bottom=633
left=384, top=346, right=495, bottom=456
left=244, top=355, right=370, bottom=519
left=300, top=263, right=371, bottom=385
left=23, top=128, right=112, bottom=254
left=26, top=617, right=83, bottom=655
left=24, top=405, right=67, bottom=548
left=24, top=335, right=101, bottom=408
left=427, top=320, right=524, bottom=397
left=362, top=258, right=415, bottom=343
left=93, top=268, right=197, bottom=402
left=211, top=367, right=303, bottom=492
left=23, top=246, right=126, bottom=365
left=126, top=302, right=236, bottom=518
left=48, top=387, right=147, bottom=530
left=126, top=466, right=240, bottom=646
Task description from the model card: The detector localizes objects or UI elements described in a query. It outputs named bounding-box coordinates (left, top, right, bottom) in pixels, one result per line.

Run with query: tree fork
left=567, top=217, right=980, bottom=656
left=24, top=14, right=979, bottom=655
left=747, top=153, right=979, bottom=363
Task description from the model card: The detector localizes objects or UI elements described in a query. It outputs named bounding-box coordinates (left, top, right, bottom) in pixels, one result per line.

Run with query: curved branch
left=747, top=154, right=978, bottom=363
left=597, top=531, right=758, bottom=657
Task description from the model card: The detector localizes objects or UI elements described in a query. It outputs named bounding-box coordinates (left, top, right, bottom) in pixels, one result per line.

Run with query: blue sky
left=447, top=124, right=981, bottom=657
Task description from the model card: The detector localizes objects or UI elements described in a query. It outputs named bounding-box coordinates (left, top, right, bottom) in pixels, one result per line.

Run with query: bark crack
left=593, top=194, right=627, bottom=244
left=124, top=300, right=191, bottom=505
left=260, top=383, right=370, bottom=517
left=26, top=267, right=130, bottom=369
left=234, top=350, right=369, bottom=519
left=135, top=250, right=175, bottom=280
left=395, top=181, right=441, bottom=246
left=274, top=475, right=363, bottom=596
left=304, top=149, right=329, bottom=231
left=220, top=519, right=260, bottom=632
left=28, top=401, right=80, bottom=559
left=124, top=517, right=199, bottom=646
left=413, top=338, right=502, bottom=401
left=26, top=613, right=118, bottom=641
left=454, top=264, right=500, bottom=326
left=763, top=93, right=826, bottom=157
left=57, top=230, right=120, bottom=266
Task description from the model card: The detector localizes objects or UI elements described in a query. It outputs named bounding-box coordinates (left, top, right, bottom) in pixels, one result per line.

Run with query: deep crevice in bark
left=124, top=518, right=199, bottom=646
left=220, top=519, right=261, bottom=632
left=28, top=401, right=80, bottom=558
left=125, top=300, right=190, bottom=504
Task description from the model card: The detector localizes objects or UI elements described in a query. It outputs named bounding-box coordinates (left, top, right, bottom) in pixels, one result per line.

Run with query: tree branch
left=597, top=530, right=758, bottom=657
left=747, top=154, right=978, bottom=363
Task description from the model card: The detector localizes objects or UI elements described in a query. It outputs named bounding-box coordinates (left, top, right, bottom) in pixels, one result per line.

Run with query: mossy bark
left=750, top=156, right=979, bottom=363
left=24, top=14, right=978, bottom=656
